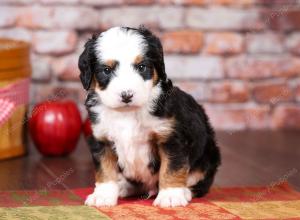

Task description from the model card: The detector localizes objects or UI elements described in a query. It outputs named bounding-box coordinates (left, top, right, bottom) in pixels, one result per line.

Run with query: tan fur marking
left=158, top=148, right=188, bottom=189
left=152, top=69, right=159, bottom=85
left=134, top=55, right=143, bottom=65
left=95, top=146, right=118, bottom=183
left=187, top=170, right=205, bottom=187
left=154, top=117, right=175, bottom=145
left=90, top=75, right=99, bottom=90
left=95, top=81, right=102, bottom=90
left=91, top=75, right=104, bottom=91
left=104, top=59, right=117, bottom=68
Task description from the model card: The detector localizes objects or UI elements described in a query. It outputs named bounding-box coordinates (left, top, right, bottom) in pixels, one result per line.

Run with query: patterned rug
left=0, top=183, right=300, bottom=220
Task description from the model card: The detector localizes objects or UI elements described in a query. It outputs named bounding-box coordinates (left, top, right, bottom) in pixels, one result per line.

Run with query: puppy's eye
left=137, top=64, right=147, bottom=73
left=103, top=67, right=112, bottom=75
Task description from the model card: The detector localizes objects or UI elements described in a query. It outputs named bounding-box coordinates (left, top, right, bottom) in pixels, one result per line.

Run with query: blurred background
left=1, top=0, right=300, bottom=131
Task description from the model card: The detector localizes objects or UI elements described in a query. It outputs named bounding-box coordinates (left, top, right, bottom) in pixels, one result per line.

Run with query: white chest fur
left=91, top=105, right=173, bottom=189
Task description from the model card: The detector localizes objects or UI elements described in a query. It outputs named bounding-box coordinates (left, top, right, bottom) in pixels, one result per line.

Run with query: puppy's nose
left=121, top=90, right=133, bottom=104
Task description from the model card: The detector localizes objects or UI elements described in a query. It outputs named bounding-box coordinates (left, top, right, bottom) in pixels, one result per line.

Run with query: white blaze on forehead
left=96, top=27, right=145, bottom=63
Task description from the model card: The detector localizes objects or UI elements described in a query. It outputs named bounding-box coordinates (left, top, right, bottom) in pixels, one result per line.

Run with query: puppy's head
left=79, top=26, right=167, bottom=110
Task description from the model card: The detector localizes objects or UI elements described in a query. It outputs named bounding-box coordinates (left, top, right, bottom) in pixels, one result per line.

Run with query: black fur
left=80, top=26, right=221, bottom=199
left=94, top=61, right=118, bottom=90
left=86, top=136, right=106, bottom=170
left=152, top=87, right=221, bottom=196
left=78, top=34, right=98, bottom=90
left=133, top=59, right=154, bottom=81
left=134, top=27, right=167, bottom=82
left=78, top=33, right=116, bottom=90
left=121, top=26, right=167, bottom=85
left=148, top=157, right=161, bottom=175
left=85, top=91, right=100, bottom=124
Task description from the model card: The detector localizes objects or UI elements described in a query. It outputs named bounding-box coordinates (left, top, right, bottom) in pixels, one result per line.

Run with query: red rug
left=0, top=183, right=300, bottom=219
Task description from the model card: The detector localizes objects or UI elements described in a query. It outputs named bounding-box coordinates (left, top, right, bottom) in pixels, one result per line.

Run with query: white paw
left=153, top=187, right=192, bottom=208
left=85, top=181, right=119, bottom=207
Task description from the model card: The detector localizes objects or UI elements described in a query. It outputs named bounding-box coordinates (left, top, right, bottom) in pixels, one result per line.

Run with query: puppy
left=78, top=26, right=221, bottom=208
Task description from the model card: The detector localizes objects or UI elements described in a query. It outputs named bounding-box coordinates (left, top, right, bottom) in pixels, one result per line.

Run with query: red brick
left=208, top=81, right=249, bottom=103
left=40, top=0, right=79, bottom=4
left=31, top=55, right=52, bottom=82
left=226, top=56, right=272, bottom=79
left=158, top=7, right=184, bottom=29
left=80, top=0, right=122, bottom=6
left=204, top=32, right=244, bottom=55
left=252, top=82, right=293, bottom=104
left=97, top=7, right=184, bottom=29
left=186, top=7, right=264, bottom=30
left=256, top=0, right=298, bottom=5
left=226, top=56, right=300, bottom=79
left=265, top=8, right=300, bottom=31
left=0, top=0, right=34, bottom=4
left=205, top=105, right=247, bottom=130
left=33, top=31, right=77, bottom=55
left=272, top=105, right=300, bottom=129
left=213, top=0, right=254, bottom=6
left=296, top=83, right=300, bottom=102
left=157, top=0, right=206, bottom=5
left=77, top=33, right=92, bottom=54
left=16, top=6, right=54, bottom=29
left=0, top=28, right=32, bottom=42
left=0, top=7, right=18, bottom=27
left=161, top=31, right=203, bottom=54
left=17, top=6, right=99, bottom=30
left=205, top=105, right=270, bottom=130
left=244, top=106, right=271, bottom=129
left=124, top=0, right=154, bottom=4
left=165, top=55, right=224, bottom=79
left=174, top=81, right=208, bottom=101
left=82, top=0, right=155, bottom=6
left=286, top=32, right=300, bottom=55
left=246, top=32, right=284, bottom=54
left=53, top=6, right=99, bottom=30
left=272, top=58, right=300, bottom=78
left=51, top=55, right=80, bottom=81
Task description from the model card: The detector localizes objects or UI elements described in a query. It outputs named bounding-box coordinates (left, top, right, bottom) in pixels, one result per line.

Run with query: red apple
left=83, top=118, right=93, bottom=138
left=29, top=100, right=82, bottom=156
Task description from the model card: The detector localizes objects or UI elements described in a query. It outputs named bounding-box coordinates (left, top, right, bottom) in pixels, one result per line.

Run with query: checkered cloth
left=0, top=78, right=30, bottom=126
left=0, top=183, right=300, bottom=219
left=0, top=99, right=15, bottom=126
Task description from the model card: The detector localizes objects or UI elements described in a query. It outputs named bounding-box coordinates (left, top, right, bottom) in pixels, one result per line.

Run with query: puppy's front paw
left=85, top=181, right=119, bottom=207
left=153, top=187, right=192, bottom=208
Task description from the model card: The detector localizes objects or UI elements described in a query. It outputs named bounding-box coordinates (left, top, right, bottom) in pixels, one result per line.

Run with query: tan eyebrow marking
left=104, top=59, right=117, bottom=68
left=134, top=55, right=143, bottom=65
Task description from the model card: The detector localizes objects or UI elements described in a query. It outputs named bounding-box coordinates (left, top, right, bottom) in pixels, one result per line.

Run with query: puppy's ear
left=78, top=36, right=97, bottom=90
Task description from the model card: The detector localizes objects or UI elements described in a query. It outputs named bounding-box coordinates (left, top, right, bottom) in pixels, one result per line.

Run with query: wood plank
left=0, top=131, right=299, bottom=191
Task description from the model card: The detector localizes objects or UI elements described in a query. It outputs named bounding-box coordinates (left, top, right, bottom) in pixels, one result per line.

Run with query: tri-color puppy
left=78, top=26, right=221, bottom=208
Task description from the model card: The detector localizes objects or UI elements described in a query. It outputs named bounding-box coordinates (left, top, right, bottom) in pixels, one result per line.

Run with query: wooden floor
left=0, top=131, right=299, bottom=191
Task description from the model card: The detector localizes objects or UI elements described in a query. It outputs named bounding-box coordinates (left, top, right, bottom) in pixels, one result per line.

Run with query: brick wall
left=1, top=0, right=300, bottom=130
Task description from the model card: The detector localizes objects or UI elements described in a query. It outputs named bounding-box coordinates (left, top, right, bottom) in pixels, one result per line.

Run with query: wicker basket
left=0, top=39, right=31, bottom=160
